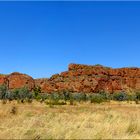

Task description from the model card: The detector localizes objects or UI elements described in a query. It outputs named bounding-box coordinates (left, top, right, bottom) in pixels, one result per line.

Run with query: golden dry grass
left=0, top=101, right=140, bottom=139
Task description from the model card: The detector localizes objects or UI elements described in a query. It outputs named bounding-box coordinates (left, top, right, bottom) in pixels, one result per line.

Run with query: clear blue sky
left=0, top=1, right=140, bottom=78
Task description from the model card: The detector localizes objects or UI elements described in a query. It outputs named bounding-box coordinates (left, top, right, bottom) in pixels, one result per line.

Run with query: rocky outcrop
left=34, top=64, right=140, bottom=93
left=0, top=75, right=8, bottom=86
left=7, top=72, right=35, bottom=90
left=0, top=72, right=35, bottom=90
left=1, top=64, right=140, bottom=93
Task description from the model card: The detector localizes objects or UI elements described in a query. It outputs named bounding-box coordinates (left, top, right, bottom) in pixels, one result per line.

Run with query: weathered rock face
left=0, top=75, right=8, bottom=86
left=0, top=72, right=35, bottom=90
left=7, top=72, right=35, bottom=90
left=1, top=64, right=140, bottom=93
left=35, top=64, right=140, bottom=93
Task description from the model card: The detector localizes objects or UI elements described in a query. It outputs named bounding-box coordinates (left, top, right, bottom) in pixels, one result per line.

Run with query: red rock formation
left=35, top=64, right=140, bottom=93
left=0, top=72, right=35, bottom=90
left=0, top=75, right=8, bottom=86
left=7, top=72, right=35, bottom=90
left=1, top=64, right=140, bottom=93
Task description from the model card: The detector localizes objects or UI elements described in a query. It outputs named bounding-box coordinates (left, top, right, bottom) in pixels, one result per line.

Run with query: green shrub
left=43, top=92, right=68, bottom=105
left=35, top=95, right=42, bottom=101
left=44, top=93, right=64, bottom=105
left=99, top=91, right=111, bottom=101
left=133, top=91, right=140, bottom=104
left=19, top=87, right=30, bottom=99
left=11, top=87, right=33, bottom=103
left=127, top=94, right=136, bottom=101
left=71, top=93, right=87, bottom=102
left=1, top=85, right=140, bottom=104
left=33, top=86, right=41, bottom=99
left=112, top=92, right=128, bottom=101
left=4, top=91, right=10, bottom=100
left=135, top=91, right=140, bottom=101
left=50, top=93, right=60, bottom=101
left=39, top=93, right=50, bottom=102
left=90, top=94, right=105, bottom=104
left=62, top=90, right=71, bottom=101
left=12, top=89, right=20, bottom=100
left=0, top=84, right=8, bottom=100
left=35, top=93, right=51, bottom=102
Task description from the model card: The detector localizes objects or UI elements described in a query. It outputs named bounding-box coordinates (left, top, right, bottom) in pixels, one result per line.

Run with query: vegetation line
left=0, top=84, right=140, bottom=105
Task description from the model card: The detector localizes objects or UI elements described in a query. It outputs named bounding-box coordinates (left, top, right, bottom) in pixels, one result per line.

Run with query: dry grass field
left=0, top=101, right=140, bottom=139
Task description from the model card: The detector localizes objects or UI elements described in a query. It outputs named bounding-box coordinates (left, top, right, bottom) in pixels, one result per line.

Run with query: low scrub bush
left=44, top=92, right=67, bottom=105
left=135, top=91, right=140, bottom=100
left=11, top=87, right=33, bottom=103
left=10, top=106, right=17, bottom=115
left=90, top=94, right=105, bottom=104
left=127, top=94, right=136, bottom=101
left=0, top=84, right=8, bottom=100
left=1, top=84, right=140, bottom=105
left=112, top=92, right=128, bottom=101
left=71, top=93, right=87, bottom=102
left=99, top=91, right=111, bottom=101
left=134, top=91, right=140, bottom=104
left=33, top=86, right=41, bottom=99
left=62, top=90, right=71, bottom=101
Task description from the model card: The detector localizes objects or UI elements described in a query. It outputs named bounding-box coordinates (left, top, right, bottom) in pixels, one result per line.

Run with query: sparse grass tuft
left=10, top=106, right=17, bottom=115
left=127, top=123, right=137, bottom=134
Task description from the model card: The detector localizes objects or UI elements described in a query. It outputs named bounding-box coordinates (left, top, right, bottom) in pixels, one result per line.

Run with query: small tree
left=90, top=94, right=105, bottom=104
left=112, top=92, right=128, bottom=101
left=99, top=91, right=111, bottom=101
left=19, top=87, right=30, bottom=103
left=62, top=90, right=71, bottom=102
left=135, top=91, right=140, bottom=104
left=12, top=89, right=20, bottom=100
left=72, top=93, right=87, bottom=102
left=136, top=91, right=140, bottom=100
left=12, top=87, right=30, bottom=103
left=5, top=90, right=13, bottom=101
left=33, top=86, right=41, bottom=99
left=0, top=84, right=8, bottom=100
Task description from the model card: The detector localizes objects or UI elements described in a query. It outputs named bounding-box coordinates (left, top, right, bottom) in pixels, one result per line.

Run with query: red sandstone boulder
left=7, top=72, right=35, bottom=90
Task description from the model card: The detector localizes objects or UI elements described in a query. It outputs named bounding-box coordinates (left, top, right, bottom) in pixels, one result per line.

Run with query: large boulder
left=7, top=72, right=35, bottom=90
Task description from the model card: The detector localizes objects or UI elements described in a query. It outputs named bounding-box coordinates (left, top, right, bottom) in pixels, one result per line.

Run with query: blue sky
left=0, top=1, right=140, bottom=78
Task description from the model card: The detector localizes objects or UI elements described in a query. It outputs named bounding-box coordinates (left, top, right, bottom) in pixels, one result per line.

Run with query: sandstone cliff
left=35, top=64, right=140, bottom=93
left=1, top=63, right=140, bottom=93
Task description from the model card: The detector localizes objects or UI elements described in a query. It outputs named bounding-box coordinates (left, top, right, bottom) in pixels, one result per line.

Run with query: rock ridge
left=1, top=63, right=140, bottom=93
